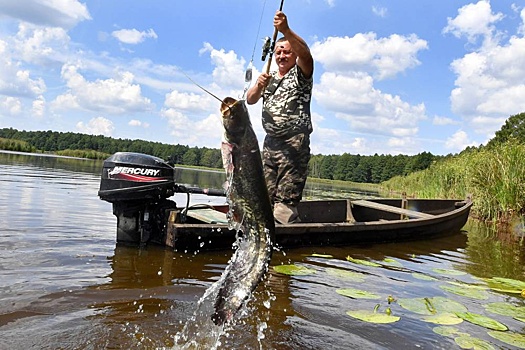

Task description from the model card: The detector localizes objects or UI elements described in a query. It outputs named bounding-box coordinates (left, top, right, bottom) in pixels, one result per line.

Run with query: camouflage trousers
left=262, top=133, right=310, bottom=207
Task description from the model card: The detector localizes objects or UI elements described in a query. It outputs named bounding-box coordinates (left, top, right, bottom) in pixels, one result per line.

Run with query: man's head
left=274, top=37, right=297, bottom=75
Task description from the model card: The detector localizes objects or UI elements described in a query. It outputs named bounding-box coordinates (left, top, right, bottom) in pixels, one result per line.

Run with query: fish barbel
left=211, top=97, right=275, bottom=326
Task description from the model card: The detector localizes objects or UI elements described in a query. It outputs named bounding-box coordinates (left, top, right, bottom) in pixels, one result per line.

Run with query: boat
left=98, top=152, right=472, bottom=251
left=165, top=197, right=472, bottom=250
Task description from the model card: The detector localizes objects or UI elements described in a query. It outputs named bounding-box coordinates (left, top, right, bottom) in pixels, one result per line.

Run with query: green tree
left=319, top=155, right=336, bottom=180
left=487, top=112, right=525, bottom=147
left=182, top=148, right=199, bottom=166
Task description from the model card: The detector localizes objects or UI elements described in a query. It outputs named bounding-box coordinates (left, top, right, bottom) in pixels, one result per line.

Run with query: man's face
left=274, top=40, right=297, bottom=74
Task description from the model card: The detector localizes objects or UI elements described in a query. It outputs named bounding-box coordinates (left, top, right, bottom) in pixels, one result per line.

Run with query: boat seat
left=351, top=200, right=435, bottom=219
left=186, top=208, right=229, bottom=224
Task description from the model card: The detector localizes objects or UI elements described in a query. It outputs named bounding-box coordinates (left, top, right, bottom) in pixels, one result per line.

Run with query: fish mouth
left=221, top=97, right=239, bottom=118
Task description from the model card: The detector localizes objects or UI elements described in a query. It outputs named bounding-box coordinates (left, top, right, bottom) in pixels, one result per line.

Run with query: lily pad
left=398, top=296, right=467, bottom=315
left=273, top=264, right=316, bottom=276
left=310, top=253, right=333, bottom=258
left=484, top=302, right=525, bottom=318
left=412, top=272, right=438, bottom=281
left=454, top=335, right=495, bottom=350
left=454, top=312, right=507, bottom=331
left=336, top=288, right=381, bottom=300
left=346, top=309, right=400, bottom=324
left=490, top=277, right=525, bottom=289
left=440, top=284, right=489, bottom=300
left=489, top=287, right=524, bottom=294
left=346, top=256, right=381, bottom=267
left=382, top=258, right=403, bottom=267
left=432, top=326, right=469, bottom=338
left=432, top=268, right=467, bottom=276
left=447, top=281, right=488, bottom=290
left=484, top=277, right=525, bottom=294
left=422, top=312, right=463, bottom=325
left=325, top=267, right=366, bottom=282
left=487, top=330, right=525, bottom=349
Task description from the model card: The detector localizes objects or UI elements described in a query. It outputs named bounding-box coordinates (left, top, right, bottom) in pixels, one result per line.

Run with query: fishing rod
left=241, top=0, right=284, bottom=98
left=262, top=0, right=285, bottom=74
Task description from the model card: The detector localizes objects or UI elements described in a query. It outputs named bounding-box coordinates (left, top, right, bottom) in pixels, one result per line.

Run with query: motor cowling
left=98, top=152, right=178, bottom=245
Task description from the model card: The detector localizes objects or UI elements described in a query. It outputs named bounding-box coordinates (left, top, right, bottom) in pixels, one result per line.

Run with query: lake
left=0, top=151, right=524, bottom=349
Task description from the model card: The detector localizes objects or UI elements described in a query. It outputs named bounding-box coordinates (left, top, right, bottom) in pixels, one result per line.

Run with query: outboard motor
left=98, top=152, right=178, bottom=245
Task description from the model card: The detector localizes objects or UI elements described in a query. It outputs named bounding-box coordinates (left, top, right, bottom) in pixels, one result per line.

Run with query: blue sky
left=0, top=0, right=524, bottom=156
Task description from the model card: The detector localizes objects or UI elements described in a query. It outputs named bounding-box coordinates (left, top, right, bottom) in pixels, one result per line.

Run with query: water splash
left=172, top=282, right=225, bottom=349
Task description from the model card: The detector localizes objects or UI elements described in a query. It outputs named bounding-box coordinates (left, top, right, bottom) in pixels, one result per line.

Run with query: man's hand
left=247, top=73, right=271, bottom=104
left=274, top=11, right=290, bottom=34
left=256, top=73, right=271, bottom=90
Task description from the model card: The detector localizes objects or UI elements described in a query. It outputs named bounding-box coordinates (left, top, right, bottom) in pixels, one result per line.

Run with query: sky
left=0, top=0, right=524, bottom=156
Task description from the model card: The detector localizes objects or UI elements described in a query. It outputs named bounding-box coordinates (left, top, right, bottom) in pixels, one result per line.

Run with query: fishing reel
left=261, top=36, right=272, bottom=61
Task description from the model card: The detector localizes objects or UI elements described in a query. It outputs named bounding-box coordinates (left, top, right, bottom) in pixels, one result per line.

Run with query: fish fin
left=221, top=141, right=234, bottom=176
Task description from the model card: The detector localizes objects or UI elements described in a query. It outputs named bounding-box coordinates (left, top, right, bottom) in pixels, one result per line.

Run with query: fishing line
left=181, top=70, right=223, bottom=104
left=242, top=0, right=268, bottom=98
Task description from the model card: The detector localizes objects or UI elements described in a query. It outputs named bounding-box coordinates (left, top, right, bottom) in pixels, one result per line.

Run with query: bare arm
left=246, top=73, right=270, bottom=105
left=274, top=11, right=314, bottom=78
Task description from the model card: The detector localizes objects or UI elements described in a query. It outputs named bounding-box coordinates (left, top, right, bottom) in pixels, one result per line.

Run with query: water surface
left=0, top=151, right=524, bottom=349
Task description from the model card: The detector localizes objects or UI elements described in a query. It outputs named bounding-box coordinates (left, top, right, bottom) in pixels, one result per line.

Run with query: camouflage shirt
left=262, top=65, right=313, bottom=138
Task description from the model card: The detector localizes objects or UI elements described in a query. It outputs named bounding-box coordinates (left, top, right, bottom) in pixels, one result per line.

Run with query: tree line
left=0, top=127, right=441, bottom=183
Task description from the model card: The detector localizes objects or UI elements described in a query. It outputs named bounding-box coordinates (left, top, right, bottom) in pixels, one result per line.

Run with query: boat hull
left=165, top=198, right=473, bottom=251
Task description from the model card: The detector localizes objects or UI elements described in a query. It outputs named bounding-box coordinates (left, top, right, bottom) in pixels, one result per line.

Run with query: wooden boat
left=163, top=197, right=473, bottom=251
left=97, top=152, right=472, bottom=251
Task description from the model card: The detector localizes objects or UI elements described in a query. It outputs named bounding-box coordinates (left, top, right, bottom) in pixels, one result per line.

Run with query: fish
left=211, top=96, right=275, bottom=326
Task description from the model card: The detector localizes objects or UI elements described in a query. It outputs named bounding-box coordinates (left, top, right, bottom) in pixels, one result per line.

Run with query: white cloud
left=447, top=2, right=525, bottom=138
left=310, top=127, right=369, bottom=155
left=0, top=0, right=91, bottom=29
left=443, top=0, right=504, bottom=45
left=315, top=72, right=426, bottom=138
left=372, top=6, right=388, bottom=18
left=161, top=108, right=221, bottom=148
left=200, top=42, right=246, bottom=88
left=311, top=33, right=428, bottom=80
left=325, top=0, right=335, bottom=8
left=76, top=116, right=114, bottom=136
left=32, top=95, right=45, bottom=117
left=14, top=23, right=70, bottom=65
left=52, top=63, right=154, bottom=114
left=445, top=130, right=478, bottom=151
left=164, top=90, right=216, bottom=112
left=519, top=8, right=525, bottom=35
left=0, top=40, right=46, bottom=97
left=160, top=90, right=223, bottom=147
left=128, top=119, right=149, bottom=128
left=112, top=28, right=158, bottom=45
left=310, top=30, right=430, bottom=154
left=433, top=115, right=460, bottom=126
left=157, top=43, right=253, bottom=148
left=387, top=137, right=417, bottom=152
left=1, top=96, right=22, bottom=115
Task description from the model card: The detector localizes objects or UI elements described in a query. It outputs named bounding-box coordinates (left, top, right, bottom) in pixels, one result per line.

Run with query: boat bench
left=351, top=200, right=435, bottom=219
left=186, top=208, right=229, bottom=224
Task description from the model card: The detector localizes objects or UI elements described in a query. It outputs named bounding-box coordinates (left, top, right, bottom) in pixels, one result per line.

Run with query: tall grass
left=55, top=149, right=110, bottom=160
left=382, top=141, right=525, bottom=222
left=0, top=138, right=37, bottom=153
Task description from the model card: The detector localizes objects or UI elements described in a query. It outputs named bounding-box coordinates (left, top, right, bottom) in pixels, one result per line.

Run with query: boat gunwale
left=174, top=199, right=472, bottom=229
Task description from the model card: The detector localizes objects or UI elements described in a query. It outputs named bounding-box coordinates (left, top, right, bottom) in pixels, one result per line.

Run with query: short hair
left=276, top=37, right=288, bottom=43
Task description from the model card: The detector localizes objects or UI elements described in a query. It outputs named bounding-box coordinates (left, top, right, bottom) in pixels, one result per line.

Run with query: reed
left=55, top=149, right=110, bottom=160
left=382, top=141, right=525, bottom=222
left=0, top=138, right=37, bottom=153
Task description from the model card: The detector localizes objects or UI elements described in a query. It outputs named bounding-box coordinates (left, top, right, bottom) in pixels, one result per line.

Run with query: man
left=247, top=11, right=314, bottom=224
